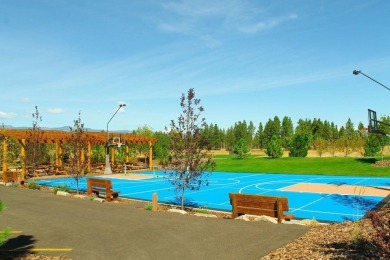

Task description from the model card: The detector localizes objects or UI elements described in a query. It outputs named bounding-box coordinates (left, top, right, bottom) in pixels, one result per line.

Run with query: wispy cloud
left=236, top=14, right=298, bottom=34
left=159, top=1, right=296, bottom=34
left=21, top=97, right=32, bottom=103
left=47, top=108, right=64, bottom=114
left=0, top=112, right=17, bottom=119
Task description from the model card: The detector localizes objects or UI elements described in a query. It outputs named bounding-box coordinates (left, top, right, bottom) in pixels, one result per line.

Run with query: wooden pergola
left=1, top=129, right=156, bottom=180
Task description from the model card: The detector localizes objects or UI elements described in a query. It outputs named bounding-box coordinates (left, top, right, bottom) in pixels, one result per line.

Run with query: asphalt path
left=0, top=186, right=309, bottom=260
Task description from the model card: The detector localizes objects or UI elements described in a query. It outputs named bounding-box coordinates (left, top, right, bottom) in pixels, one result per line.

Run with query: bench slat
left=87, top=178, right=119, bottom=202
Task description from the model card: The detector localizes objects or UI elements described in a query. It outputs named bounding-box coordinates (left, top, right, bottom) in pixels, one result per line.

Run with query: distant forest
left=152, top=115, right=390, bottom=160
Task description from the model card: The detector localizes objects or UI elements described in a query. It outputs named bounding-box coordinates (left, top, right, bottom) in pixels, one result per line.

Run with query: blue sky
left=1, top=0, right=389, bottom=132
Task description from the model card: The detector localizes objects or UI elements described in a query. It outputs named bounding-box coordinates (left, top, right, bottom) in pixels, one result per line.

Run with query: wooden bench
left=229, top=193, right=295, bottom=223
left=87, top=178, right=119, bottom=202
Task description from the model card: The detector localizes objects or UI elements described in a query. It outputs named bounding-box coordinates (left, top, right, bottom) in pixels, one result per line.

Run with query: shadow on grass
left=0, top=235, right=36, bottom=259
left=355, top=157, right=377, bottom=165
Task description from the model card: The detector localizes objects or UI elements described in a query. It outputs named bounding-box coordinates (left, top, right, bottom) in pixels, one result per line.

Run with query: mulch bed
left=373, top=160, right=390, bottom=167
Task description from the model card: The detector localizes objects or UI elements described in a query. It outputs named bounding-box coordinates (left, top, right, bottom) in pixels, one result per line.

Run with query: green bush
left=289, top=133, right=311, bottom=157
left=26, top=181, right=40, bottom=190
left=233, top=138, right=250, bottom=159
left=0, top=201, right=11, bottom=246
left=266, top=135, right=283, bottom=158
left=364, top=134, right=381, bottom=156
left=144, top=203, right=153, bottom=211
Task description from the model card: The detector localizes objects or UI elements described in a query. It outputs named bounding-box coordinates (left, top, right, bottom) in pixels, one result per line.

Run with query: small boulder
left=168, top=209, right=188, bottom=215
left=253, top=215, right=278, bottom=224
left=194, top=213, right=217, bottom=218
left=56, top=191, right=71, bottom=197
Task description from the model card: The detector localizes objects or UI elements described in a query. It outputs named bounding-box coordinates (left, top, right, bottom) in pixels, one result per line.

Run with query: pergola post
left=87, top=142, right=91, bottom=173
left=110, top=146, right=115, bottom=166
left=125, top=144, right=129, bottom=163
left=149, top=140, right=153, bottom=169
left=2, top=138, right=7, bottom=176
left=80, top=147, right=85, bottom=173
left=58, top=145, right=63, bottom=167
left=21, top=139, right=26, bottom=180
left=55, top=143, right=59, bottom=167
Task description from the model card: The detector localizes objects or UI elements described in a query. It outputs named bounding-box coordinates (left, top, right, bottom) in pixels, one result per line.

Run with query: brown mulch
left=373, top=160, right=390, bottom=167
left=262, top=200, right=390, bottom=259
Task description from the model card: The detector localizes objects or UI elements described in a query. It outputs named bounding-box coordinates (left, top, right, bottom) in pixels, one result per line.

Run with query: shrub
left=289, top=133, right=310, bottom=157
left=233, top=138, right=250, bottom=159
left=364, top=134, right=381, bottom=156
left=0, top=201, right=11, bottom=246
left=26, top=181, right=40, bottom=190
left=195, top=207, right=210, bottom=214
left=144, top=203, right=153, bottom=211
left=266, top=135, right=283, bottom=158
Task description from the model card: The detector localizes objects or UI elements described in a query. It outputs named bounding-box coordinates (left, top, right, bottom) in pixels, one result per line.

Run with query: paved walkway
left=0, top=186, right=309, bottom=260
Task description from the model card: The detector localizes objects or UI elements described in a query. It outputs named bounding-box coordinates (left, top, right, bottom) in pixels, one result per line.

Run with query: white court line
left=121, top=186, right=173, bottom=196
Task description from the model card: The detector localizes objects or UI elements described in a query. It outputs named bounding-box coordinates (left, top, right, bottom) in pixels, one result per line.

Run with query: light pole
left=353, top=70, right=390, bottom=91
left=104, top=104, right=126, bottom=175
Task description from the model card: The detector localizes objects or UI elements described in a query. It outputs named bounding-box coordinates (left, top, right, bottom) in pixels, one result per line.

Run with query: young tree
left=26, top=106, right=46, bottom=175
left=233, top=138, right=250, bottom=159
left=67, top=112, right=88, bottom=194
left=364, top=134, right=381, bottom=156
left=281, top=116, right=294, bottom=149
left=377, top=116, right=390, bottom=164
left=153, top=131, right=170, bottom=166
left=134, top=124, right=154, bottom=163
left=254, top=122, right=265, bottom=149
left=165, top=88, right=215, bottom=210
left=289, top=133, right=311, bottom=157
left=266, top=135, right=283, bottom=158
left=312, top=137, right=327, bottom=157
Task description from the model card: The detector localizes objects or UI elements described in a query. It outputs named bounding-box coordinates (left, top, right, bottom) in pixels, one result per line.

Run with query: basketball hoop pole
left=353, top=70, right=390, bottom=91
left=104, top=104, right=126, bottom=175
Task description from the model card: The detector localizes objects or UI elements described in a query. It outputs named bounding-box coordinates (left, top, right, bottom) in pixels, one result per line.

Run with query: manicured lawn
left=213, top=155, right=390, bottom=177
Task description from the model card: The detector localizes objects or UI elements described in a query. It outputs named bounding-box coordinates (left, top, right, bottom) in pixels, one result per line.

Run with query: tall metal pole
left=104, top=104, right=126, bottom=175
left=353, top=70, right=390, bottom=91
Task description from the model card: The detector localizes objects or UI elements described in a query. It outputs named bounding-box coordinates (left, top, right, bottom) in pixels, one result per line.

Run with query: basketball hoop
left=112, top=137, right=123, bottom=147
left=368, top=109, right=390, bottom=135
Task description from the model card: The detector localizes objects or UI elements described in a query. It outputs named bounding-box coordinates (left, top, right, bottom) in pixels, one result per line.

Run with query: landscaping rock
left=253, top=215, right=278, bottom=224
left=56, top=191, right=71, bottom=197
left=194, top=213, right=217, bottom=218
left=168, top=209, right=187, bottom=215
left=93, top=198, right=105, bottom=203
left=74, top=195, right=87, bottom=200
left=234, top=214, right=251, bottom=221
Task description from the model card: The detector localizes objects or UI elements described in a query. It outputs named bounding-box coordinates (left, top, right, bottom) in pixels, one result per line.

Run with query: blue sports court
left=36, top=171, right=390, bottom=222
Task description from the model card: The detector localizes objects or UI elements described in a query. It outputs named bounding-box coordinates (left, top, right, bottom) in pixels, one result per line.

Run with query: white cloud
left=0, top=112, right=17, bottom=119
left=47, top=108, right=64, bottom=114
left=22, top=97, right=32, bottom=103
left=236, top=14, right=298, bottom=34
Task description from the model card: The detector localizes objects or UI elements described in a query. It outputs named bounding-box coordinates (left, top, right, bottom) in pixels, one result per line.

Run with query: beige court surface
left=282, top=183, right=390, bottom=197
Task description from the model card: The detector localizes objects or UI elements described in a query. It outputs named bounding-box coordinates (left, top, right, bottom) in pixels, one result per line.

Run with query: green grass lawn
left=213, top=155, right=390, bottom=177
